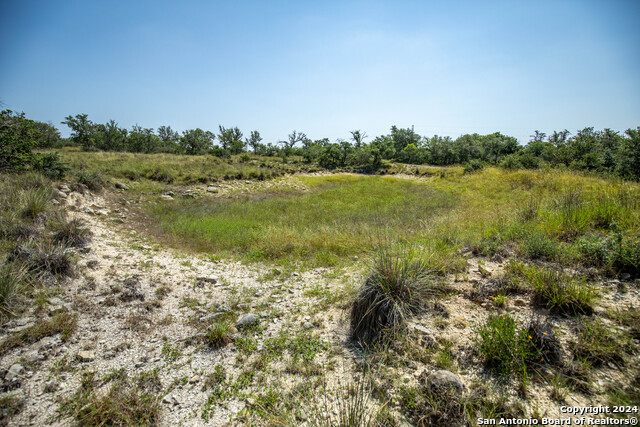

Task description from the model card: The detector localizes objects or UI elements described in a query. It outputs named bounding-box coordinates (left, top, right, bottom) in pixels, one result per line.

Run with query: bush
left=205, top=321, right=233, bottom=348
left=521, top=232, right=559, bottom=260
left=31, top=152, right=68, bottom=179
left=500, top=154, right=523, bottom=170
left=578, top=232, right=640, bottom=277
left=350, top=247, right=439, bottom=346
left=463, top=159, right=484, bottom=174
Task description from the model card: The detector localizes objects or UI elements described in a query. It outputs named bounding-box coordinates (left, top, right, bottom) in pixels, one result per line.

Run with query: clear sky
left=1, top=0, right=639, bottom=144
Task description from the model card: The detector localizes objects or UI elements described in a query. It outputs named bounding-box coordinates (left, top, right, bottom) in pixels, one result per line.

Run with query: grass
left=474, top=314, right=540, bottom=378
left=0, top=310, right=77, bottom=356
left=350, top=246, right=443, bottom=346
left=0, top=262, right=28, bottom=317
left=50, top=212, right=92, bottom=248
left=56, top=147, right=316, bottom=186
left=57, top=370, right=162, bottom=426
left=571, top=318, right=626, bottom=367
left=148, top=174, right=458, bottom=266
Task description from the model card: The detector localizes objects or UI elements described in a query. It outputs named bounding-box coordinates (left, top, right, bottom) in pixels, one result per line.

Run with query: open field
left=1, top=151, right=639, bottom=426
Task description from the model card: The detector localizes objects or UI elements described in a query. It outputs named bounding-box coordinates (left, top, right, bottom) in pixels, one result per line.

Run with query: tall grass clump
left=0, top=262, right=28, bottom=318
left=474, top=314, right=537, bottom=377
left=519, top=264, right=596, bottom=315
left=50, top=213, right=92, bottom=248
left=20, top=187, right=52, bottom=219
left=571, top=318, right=625, bottom=367
left=350, top=246, right=440, bottom=346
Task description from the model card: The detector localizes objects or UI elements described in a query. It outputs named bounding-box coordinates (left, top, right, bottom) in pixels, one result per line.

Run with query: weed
left=310, top=375, right=374, bottom=427
left=161, top=343, right=182, bottom=361
left=9, top=243, right=73, bottom=277
left=203, top=364, right=226, bottom=389
left=0, top=392, right=24, bottom=424
left=76, top=170, right=104, bottom=192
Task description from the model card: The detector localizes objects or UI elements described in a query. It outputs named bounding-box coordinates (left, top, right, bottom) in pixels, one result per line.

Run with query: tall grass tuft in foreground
left=0, top=262, right=28, bottom=318
left=50, top=213, right=92, bottom=248
left=350, top=246, right=441, bottom=346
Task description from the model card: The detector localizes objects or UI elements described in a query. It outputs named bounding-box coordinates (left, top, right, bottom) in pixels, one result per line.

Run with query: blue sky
left=1, top=0, right=639, bottom=144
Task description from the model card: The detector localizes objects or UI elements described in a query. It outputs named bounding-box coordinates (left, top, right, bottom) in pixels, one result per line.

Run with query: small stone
left=59, top=185, right=71, bottom=193
left=302, top=321, right=313, bottom=330
left=83, top=207, right=96, bottom=215
left=189, top=375, right=200, bottom=384
left=44, top=380, right=59, bottom=393
left=426, top=370, right=465, bottom=392
left=5, top=364, right=24, bottom=382
left=197, top=276, right=218, bottom=284
left=206, top=186, right=218, bottom=193
left=411, top=324, right=432, bottom=335
left=160, top=194, right=174, bottom=201
left=292, top=272, right=300, bottom=277
left=236, top=313, right=259, bottom=329
left=115, top=182, right=130, bottom=190
left=513, top=299, right=526, bottom=307
left=77, top=351, right=95, bottom=362
left=54, top=190, right=67, bottom=199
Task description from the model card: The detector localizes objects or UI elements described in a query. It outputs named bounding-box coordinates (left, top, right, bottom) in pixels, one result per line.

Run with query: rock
left=426, top=370, right=465, bottom=392
left=292, top=272, right=300, bottom=277
left=197, top=276, right=218, bottom=284
left=77, top=351, right=95, bottom=362
left=83, top=207, right=96, bottom=215
left=199, top=313, right=223, bottom=323
left=115, top=182, right=130, bottom=190
left=302, top=321, right=313, bottom=330
left=621, top=273, right=631, bottom=281
left=411, top=324, right=432, bottom=335
left=513, top=298, right=527, bottom=307
left=189, top=375, right=200, bottom=384
left=5, top=364, right=24, bottom=382
left=236, top=314, right=259, bottom=329
left=160, top=194, right=174, bottom=201
left=206, top=186, right=218, bottom=192
left=59, top=185, right=71, bottom=193
left=44, top=380, right=59, bottom=393
left=54, top=190, right=67, bottom=199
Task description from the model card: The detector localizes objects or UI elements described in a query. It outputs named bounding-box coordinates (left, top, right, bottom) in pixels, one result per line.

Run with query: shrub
left=463, top=159, right=484, bottom=174
left=31, top=152, right=68, bottom=179
left=500, top=154, right=523, bottom=170
left=578, top=232, right=640, bottom=276
left=350, top=247, right=439, bottom=346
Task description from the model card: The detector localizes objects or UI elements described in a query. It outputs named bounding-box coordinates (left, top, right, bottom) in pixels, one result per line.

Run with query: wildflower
left=528, top=336, right=533, bottom=339
left=543, top=332, right=547, bottom=336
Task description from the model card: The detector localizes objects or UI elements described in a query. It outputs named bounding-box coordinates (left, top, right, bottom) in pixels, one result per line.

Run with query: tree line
left=1, top=110, right=639, bottom=180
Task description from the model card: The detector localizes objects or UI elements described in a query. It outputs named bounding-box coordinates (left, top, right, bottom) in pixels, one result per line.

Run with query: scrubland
left=0, top=151, right=638, bottom=426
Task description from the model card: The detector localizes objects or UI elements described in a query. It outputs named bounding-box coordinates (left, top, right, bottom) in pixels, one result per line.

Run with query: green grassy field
left=142, top=168, right=640, bottom=273
left=148, top=175, right=458, bottom=266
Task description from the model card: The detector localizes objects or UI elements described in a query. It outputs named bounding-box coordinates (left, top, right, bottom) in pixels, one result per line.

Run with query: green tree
left=350, top=130, right=367, bottom=148
left=247, top=130, right=262, bottom=153
left=617, top=127, right=640, bottom=180
left=33, top=121, right=61, bottom=148
left=61, top=114, right=96, bottom=150
left=158, top=125, right=181, bottom=153
left=127, top=125, right=159, bottom=153
left=218, top=126, right=243, bottom=152
left=0, top=110, right=37, bottom=171
left=180, top=128, right=215, bottom=155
